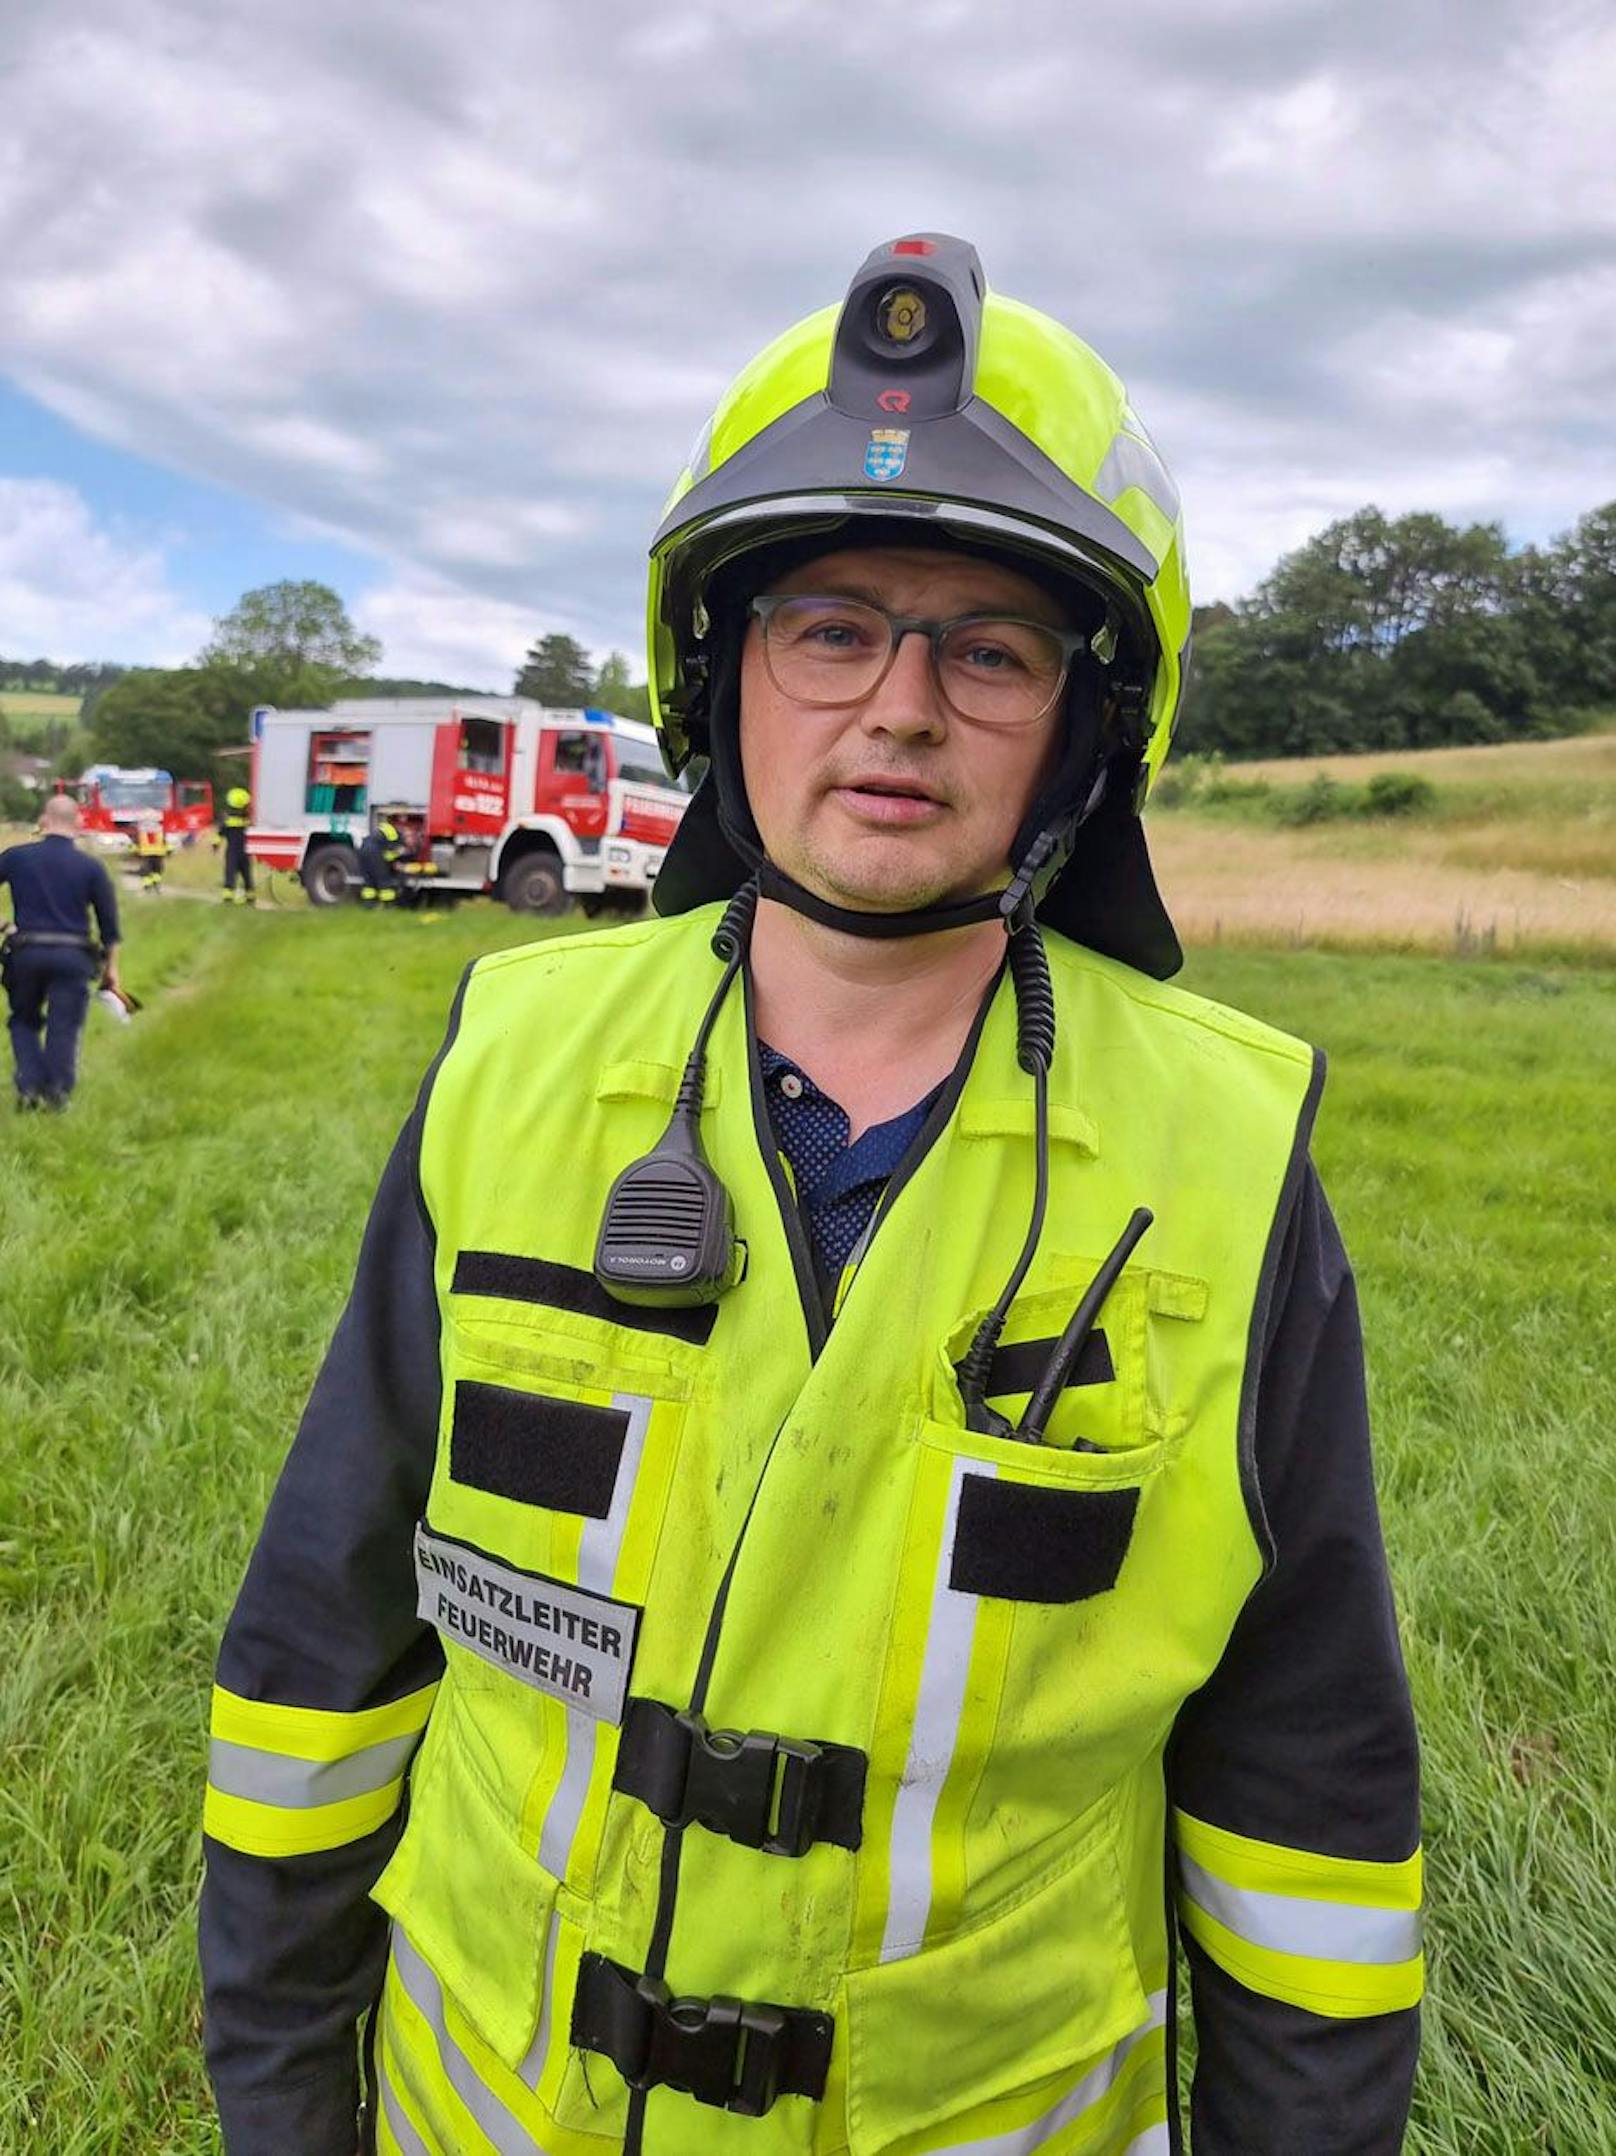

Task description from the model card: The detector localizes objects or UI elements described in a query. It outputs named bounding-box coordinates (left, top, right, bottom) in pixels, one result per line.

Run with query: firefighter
left=201, top=238, right=1421, bottom=2156
left=134, top=813, right=169, bottom=890
left=357, top=813, right=413, bottom=906
left=0, top=792, right=122, bottom=1109
left=218, top=785, right=255, bottom=905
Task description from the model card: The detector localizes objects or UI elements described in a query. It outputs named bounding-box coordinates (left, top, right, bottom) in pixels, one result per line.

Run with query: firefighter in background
left=201, top=238, right=1421, bottom=2156
left=357, top=813, right=414, bottom=907
left=217, top=786, right=254, bottom=906
left=134, top=813, right=169, bottom=891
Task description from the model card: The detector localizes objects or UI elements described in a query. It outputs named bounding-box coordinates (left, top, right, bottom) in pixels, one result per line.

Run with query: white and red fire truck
left=245, top=698, right=688, bottom=913
left=66, top=765, right=215, bottom=846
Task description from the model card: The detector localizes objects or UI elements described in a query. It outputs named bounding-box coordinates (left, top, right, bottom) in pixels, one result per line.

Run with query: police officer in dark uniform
left=0, top=794, right=122, bottom=1110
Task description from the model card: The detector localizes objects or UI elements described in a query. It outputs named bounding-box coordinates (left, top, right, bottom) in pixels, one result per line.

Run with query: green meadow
left=1, top=897, right=1612, bottom=2152
left=0, top=691, right=84, bottom=740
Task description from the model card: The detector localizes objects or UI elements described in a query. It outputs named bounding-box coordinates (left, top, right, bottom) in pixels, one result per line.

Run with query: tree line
left=9, top=495, right=1614, bottom=805
left=0, top=658, right=126, bottom=695
left=1181, top=500, right=1616, bottom=757
left=72, top=592, right=652, bottom=785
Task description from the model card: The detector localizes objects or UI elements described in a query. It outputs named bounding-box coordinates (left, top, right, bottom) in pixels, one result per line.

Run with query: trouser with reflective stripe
left=222, top=829, right=253, bottom=894
left=371, top=1920, right=1172, bottom=2156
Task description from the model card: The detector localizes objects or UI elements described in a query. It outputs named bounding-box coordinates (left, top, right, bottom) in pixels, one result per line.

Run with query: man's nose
left=856, top=629, right=947, bottom=742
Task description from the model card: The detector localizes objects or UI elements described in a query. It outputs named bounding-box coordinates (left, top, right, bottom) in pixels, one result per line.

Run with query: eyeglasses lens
left=761, top=597, right=1065, bottom=724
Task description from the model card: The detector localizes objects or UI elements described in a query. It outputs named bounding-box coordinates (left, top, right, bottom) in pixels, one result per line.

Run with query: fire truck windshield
left=96, top=775, right=171, bottom=812
left=616, top=757, right=683, bottom=791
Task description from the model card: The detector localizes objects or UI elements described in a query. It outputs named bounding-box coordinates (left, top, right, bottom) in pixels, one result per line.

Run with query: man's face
left=738, top=544, right=1068, bottom=913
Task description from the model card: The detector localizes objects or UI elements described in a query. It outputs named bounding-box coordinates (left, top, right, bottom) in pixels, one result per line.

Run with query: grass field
left=1149, top=726, right=1616, bottom=954
left=0, top=691, right=83, bottom=738
left=2, top=892, right=1613, bottom=2152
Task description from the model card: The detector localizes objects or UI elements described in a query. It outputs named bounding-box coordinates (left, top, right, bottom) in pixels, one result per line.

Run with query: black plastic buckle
left=629, top=1976, right=789, bottom=2116
left=616, top=1698, right=866, bottom=1857
left=573, top=1952, right=835, bottom=2115
left=676, top=1712, right=828, bottom=1858
left=637, top=1974, right=788, bottom=2112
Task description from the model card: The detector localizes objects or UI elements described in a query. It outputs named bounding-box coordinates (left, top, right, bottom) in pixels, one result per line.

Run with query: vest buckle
left=572, top=1952, right=834, bottom=2116
left=614, top=1698, right=867, bottom=1857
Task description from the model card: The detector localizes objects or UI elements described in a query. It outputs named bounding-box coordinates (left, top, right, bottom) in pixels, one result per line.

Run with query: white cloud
left=1208, top=70, right=1357, bottom=177
left=0, top=479, right=210, bottom=663
left=351, top=569, right=552, bottom=689
left=244, top=416, right=388, bottom=481
left=0, top=0, right=1613, bottom=678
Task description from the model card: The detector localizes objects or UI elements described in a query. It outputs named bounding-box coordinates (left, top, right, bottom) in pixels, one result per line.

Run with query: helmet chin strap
left=724, top=798, right=1099, bottom=944
left=753, top=858, right=1010, bottom=939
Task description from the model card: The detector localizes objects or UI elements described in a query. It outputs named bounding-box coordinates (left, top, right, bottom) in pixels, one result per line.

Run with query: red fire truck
left=67, top=765, right=215, bottom=846
left=245, top=699, right=688, bottom=912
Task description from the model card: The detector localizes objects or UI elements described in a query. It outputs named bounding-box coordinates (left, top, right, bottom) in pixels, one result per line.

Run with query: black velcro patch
left=949, top=1474, right=1140, bottom=1604
left=452, top=1250, right=717, bottom=1346
left=450, top=1381, right=629, bottom=1518
left=960, top=1328, right=1115, bottom=1400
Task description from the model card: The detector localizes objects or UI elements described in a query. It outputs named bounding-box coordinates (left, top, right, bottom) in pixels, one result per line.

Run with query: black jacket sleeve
left=1168, top=1164, right=1421, bottom=2155
left=198, top=1104, right=446, bottom=2156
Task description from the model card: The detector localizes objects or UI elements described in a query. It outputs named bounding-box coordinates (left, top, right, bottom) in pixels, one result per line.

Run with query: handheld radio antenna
left=1016, top=1207, right=1154, bottom=1446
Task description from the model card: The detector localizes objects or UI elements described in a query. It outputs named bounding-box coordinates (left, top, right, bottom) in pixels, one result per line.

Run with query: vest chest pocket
left=872, top=1262, right=1204, bottom=1901
left=915, top=1414, right=1170, bottom=1611
left=423, top=1299, right=700, bottom=1914
left=928, top=1260, right=1196, bottom=1604
left=936, top=1259, right=1194, bottom=1460
left=436, top=1299, right=698, bottom=1653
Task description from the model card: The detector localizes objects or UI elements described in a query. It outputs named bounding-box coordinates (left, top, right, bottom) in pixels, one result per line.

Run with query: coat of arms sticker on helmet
left=864, top=426, right=910, bottom=481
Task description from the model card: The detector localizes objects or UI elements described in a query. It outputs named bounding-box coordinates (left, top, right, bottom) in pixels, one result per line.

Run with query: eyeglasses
left=749, top=593, right=1087, bottom=728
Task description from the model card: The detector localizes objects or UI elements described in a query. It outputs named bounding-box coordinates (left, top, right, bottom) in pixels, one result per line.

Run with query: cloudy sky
left=2, top=0, right=1612, bottom=684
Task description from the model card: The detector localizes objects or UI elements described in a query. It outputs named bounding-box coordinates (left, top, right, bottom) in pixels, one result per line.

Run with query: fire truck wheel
left=504, top=852, right=569, bottom=916
left=302, top=846, right=357, bottom=907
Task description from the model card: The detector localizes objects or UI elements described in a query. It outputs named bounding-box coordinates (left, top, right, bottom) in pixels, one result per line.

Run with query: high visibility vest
left=377, top=905, right=1320, bottom=2154
left=136, top=827, right=166, bottom=856
left=224, top=792, right=251, bottom=830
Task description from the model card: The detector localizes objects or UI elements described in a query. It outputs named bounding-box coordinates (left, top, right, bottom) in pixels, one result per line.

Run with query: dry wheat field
left=1150, top=726, right=1616, bottom=954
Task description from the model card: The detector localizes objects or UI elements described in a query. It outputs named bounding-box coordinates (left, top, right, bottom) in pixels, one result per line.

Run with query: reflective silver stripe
left=389, top=1922, right=552, bottom=2156
left=1122, top=2127, right=1171, bottom=2155
left=939, top=1990, right=1168, bottom=2153
left=1095, top=430, right=1181, bottom=526
left=881, top=1455, right=990, bottom=1963
left=378, top=2062, right=433, bottom=2156
left=1180, top=1854, right=1422, bottom=1964
left=517, top=1892, right=562, bottom=2091
left=206, top=1729, right=419, bottom=1809
left=537, top=1391, right=651, bottom=1881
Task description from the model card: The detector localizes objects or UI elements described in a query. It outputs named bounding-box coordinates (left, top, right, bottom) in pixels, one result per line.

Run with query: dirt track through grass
left=1, top=904, right=1612, bottom=2151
